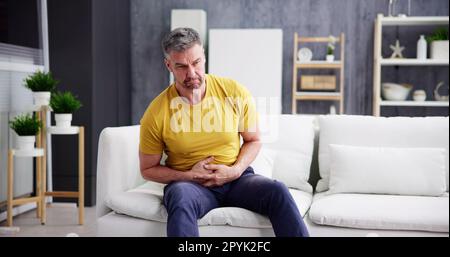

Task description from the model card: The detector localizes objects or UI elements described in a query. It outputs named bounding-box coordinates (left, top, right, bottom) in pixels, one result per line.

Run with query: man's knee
left=269, top=180, right=291, bottom=199
left=164, top=181, right=198, bottom=208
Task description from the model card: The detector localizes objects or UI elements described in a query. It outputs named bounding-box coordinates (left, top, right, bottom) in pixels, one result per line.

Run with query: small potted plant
left=427, top=27, right=449, bottom=60
left=326, top=35, right=337, bottom=62
left=50, top=91, right=82, bottom=128
left=24, top=71, right=59, bottom=107
left=9, top=114, right=42, bottom=150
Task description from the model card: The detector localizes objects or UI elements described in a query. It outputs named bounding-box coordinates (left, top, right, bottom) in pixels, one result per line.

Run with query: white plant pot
left=33, top=92, right=51, bottom=106
left=430, top=40, right=449, bottom=60
left=326, top=55, right=335, bottom=62
left=55, top=113, right=72, bottom=128
left=17, top=136, right=36, bottom=150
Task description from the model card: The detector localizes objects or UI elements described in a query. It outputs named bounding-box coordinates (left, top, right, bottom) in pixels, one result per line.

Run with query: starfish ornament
left=390, top=40, right=405, bottom=59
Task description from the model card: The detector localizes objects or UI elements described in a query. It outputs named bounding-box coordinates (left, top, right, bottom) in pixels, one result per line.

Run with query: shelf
left=373, top=14, right=450, bottom=116
left=293, top=33, right=345, bottom=114
left=10, top=105, right=52, bottom=112
left=380, top=58, right=449, bottom=66
left=380, top=16, right=449, bottom=26
left=12, top=148, right=44, bottom=157
left=295, top=92, right=342, bottom=101
left=47, top=126, right=80, bottom=135
left=296, top=61, right=342, bottom=69
left=380, top=100, right=449, bottom=107
left=297, top=37, right=341, bottom=43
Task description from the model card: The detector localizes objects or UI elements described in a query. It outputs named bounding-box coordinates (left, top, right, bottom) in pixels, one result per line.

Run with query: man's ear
left=164, top=58, right=172, bottom=73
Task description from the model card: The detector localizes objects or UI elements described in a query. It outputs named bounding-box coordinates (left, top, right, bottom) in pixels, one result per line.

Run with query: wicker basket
left=300, top=75, right=336, bottom=90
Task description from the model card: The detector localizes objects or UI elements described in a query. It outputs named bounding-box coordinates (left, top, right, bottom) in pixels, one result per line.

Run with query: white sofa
left=96, top=115, right=449, bottom=237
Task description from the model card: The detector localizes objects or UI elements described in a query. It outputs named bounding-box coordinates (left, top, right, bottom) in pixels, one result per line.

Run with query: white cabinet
left=372, top=14, right=449, bottom=116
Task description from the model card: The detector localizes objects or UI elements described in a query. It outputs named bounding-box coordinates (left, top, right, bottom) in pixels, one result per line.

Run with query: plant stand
left=45, top=125, right=85, bottom=225
left=7, top=148, right=45, bottom=226
left=6, top=106, right=48, bottom=227
left=6, top=106, right=85, bottom=226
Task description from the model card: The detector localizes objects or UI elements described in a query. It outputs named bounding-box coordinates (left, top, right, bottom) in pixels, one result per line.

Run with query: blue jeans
left=163, top=167, right=310, bottom=237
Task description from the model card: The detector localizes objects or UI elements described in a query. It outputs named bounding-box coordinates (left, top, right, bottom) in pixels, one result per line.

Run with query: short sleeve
left=237, top=84, right=258, bottom=133
left=139, top=115, right=164, bottom=155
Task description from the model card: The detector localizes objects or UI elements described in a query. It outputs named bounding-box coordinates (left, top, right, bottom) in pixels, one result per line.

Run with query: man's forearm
left=141, top=165, right=190, bottom=184
left=232, top=140, right=262, bottom=176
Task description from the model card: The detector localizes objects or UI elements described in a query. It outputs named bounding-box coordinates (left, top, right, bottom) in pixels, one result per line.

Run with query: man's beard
left=183, top=75, right=204, bottom=89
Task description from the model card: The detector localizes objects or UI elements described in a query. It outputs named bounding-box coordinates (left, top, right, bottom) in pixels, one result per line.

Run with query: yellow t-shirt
left=139, top=74, right=257, bottom=171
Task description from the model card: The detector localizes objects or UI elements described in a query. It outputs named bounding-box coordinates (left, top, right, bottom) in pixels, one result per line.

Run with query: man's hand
left=188, top=156, right=216, bottom=183
left=201, top=164, right=241, bottom=187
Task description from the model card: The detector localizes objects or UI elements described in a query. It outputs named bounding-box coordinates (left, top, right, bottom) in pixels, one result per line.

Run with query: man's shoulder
left=207, top=74, right=250, bottom=96
left=208, top=74, right=237, bottom=86
left=140, top=86, right=171, bottom=125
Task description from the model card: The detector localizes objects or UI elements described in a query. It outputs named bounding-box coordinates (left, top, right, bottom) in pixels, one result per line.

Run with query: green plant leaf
left=9, top=114, right=41, bottom=136
left=426, top=27, right=449, bottom=44
left=24, top=71, right=59, bottom=92
left=50, top=91, right=82, bottom=114
left=327, top=46, right=334, bottom=55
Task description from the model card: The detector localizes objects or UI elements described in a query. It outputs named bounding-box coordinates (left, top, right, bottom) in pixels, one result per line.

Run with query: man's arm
left=139, top=152, right=215, bottom=184
left=232, top=129, right=262, bottom=175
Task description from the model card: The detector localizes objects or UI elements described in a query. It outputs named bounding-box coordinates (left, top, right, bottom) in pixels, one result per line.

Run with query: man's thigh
left=163, top=181, right=220, bottom=218
left=225, top=169, right=281, bottom=215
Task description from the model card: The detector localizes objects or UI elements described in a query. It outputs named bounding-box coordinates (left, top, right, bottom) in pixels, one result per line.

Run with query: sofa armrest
left=96, top=125, right=145, bottom=218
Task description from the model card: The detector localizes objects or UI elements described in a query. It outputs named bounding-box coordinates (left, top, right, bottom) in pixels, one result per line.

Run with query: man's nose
left=186, top=65, right=196, bottom=78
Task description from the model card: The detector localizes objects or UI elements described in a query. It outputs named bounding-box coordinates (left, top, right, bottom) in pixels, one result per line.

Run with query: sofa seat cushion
left=106, top=181, right=312, bottom=228
left=309, top=192, right=449, bottom=232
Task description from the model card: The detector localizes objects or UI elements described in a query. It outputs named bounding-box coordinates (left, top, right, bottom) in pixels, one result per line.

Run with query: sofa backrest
left=317, top=115, right=449, bottom=192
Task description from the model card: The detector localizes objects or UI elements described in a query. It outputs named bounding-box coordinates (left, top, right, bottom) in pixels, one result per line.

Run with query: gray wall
left=131, top=0, right=449, bottom=122
left=48, top=0, right=131, bottom=206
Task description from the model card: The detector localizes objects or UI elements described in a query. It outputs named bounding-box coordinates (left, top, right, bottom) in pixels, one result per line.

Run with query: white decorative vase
left=17, top=136, right=36, bottom=150
left=55, top=113, right=72, bottom=128
left=33, top=92, right=51, bottom=106
left=326, top=55, right=335, bottom=62
left=416, top=35, right=427, bottom=60
left=430, top=40, right=449, bottom=60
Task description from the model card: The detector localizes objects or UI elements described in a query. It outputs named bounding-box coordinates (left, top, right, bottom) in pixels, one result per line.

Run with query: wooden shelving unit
left=372, top=14, right=450, bottom=116
left=292, top=33, right=345, bottom=114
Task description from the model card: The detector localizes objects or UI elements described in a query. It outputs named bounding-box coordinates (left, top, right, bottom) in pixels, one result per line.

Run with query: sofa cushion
left=328, top=144, right=447, bottom=196
left=309, top=192, right=449, bottom=232
left=106, top=181, right=312, bottom=228
left=250, top=147, right=277, bottom=179
left=260, top=115, right=315, bottom=192
left=318, top=115, right=449, bottom=192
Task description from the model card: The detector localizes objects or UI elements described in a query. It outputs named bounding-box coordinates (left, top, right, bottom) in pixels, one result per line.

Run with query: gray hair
left=161, top=27, right=202, bottom=58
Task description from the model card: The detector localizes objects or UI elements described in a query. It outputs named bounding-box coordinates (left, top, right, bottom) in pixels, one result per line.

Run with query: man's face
left=165, top=44, right=206, bottom=90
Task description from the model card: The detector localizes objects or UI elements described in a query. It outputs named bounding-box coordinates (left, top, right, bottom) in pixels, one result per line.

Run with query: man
left=139, top=27, right=309, bottom=237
